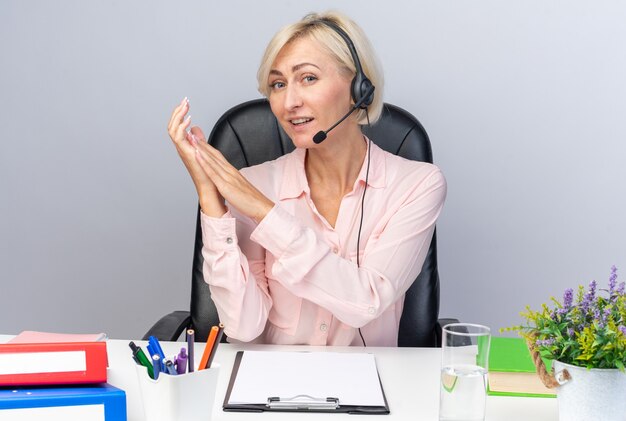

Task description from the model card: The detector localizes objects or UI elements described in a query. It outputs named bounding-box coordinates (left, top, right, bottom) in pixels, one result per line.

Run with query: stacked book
left=0, top=331, right=126, bottom=420
left=488, top=336, right=555, bottom=398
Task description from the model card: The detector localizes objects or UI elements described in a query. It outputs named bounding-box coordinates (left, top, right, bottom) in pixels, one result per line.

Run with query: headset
left=313, top=19, right=374, bottom=347
left=312, top=19, right=376, bottom=144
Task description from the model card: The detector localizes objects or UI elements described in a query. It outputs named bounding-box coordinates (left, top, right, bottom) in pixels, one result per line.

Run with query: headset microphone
left=312, top=84, right=375, bottom=144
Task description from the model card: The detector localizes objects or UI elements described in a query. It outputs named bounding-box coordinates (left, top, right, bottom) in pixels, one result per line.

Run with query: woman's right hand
left=167, top=98, right=225, bottom=214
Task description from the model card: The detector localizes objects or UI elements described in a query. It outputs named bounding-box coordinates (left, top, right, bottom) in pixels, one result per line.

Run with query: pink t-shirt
left=200, top=140, right=446, bottom=346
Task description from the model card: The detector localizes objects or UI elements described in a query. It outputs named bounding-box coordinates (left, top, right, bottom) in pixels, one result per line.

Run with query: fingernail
left=190, top=134, right=198, bottom=146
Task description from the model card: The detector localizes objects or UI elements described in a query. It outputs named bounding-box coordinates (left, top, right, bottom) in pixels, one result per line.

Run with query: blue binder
left=0, top=383, right=126, bottom=420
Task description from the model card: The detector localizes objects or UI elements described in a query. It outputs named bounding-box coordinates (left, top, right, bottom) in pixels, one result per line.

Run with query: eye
left=303, top=75, right=317, bottom=84
left=269, top=81, right=286, bottom=90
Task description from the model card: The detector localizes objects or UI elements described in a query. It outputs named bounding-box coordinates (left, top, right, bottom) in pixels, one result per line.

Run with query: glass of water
left=439, top=323, right=491, bottom=421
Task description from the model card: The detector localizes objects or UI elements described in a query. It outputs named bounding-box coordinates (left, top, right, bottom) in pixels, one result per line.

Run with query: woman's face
left=267, top=36, right=353, bottom=148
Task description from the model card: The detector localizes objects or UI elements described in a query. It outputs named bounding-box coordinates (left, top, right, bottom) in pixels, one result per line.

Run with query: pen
left=146, top=343, right=165, bottom=372
left=206, top=323, right=224, bottom=369
left=187, top=328, right=195, bottom=372
left=198, top=326, right=219, bottom=371
left=176, top=348, right=188, bottom=375
left=128, top=341, right=155, bottom=380
left=148, top=336, right=166, bottom=362
left=152, top=355, right=162, bottom=380
left=164, top=358, right=177, bottom=375
left=146, top=343, right=155, bottom=359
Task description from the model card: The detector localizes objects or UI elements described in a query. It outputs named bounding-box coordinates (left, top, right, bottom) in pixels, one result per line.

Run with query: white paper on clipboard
left=227, top=351, right=386, bottom=407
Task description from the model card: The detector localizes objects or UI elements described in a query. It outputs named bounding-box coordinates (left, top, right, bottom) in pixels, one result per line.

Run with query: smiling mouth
left=290, top=117, right=314, bottom=126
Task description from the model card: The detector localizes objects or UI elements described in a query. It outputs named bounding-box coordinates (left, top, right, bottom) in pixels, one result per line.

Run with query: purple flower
left=589, top=280, right=597, bottom=299
left=567, top=327, right=575, bottom=337
left=536, top=338, right=556, bottom=347
left=558, top=288, right=574, bottom=316
left=581, top=280, right=597, bottom=313
left=620, top=326, right=626, bottom=336
left=593, top=307, right=602, bottom=322
left=609, top=266, right=618, bottom=294
left=594, top=306, right=612, bottom=328
left=563, top=288, right=574, bottom=308
left=602, top=307, right=612, bottom=326
left=618, top=282, right=625, bottom=296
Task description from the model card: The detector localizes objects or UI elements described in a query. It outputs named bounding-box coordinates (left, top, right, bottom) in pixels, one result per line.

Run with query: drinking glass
left=439, top=323, right=491, bottom=421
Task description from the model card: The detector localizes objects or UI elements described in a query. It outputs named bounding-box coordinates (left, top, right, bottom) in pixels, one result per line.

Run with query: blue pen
left=164, top=358, right=177, bottom=375
left=152, top=355, right=161, bottom=380
left=148, top=336, right=166, bottom=361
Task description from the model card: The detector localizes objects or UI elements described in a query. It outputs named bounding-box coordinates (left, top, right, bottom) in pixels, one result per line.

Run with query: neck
left=305, top=125, right=367, bottom=194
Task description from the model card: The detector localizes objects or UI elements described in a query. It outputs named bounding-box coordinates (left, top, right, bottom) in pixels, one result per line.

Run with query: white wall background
left=1, top=0, right=624, bottom=339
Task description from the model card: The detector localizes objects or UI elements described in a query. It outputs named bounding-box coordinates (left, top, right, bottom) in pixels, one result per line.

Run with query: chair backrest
left=190, top=99, right=440, bottom=347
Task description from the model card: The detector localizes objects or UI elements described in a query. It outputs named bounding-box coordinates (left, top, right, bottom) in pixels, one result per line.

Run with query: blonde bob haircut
left=257, top=11, right=384, bottom=125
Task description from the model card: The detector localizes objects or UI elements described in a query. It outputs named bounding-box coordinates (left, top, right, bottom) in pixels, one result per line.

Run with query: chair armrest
left=435, top=318, right=460, bottom=347
left=142, top=311, right=191, bottom=341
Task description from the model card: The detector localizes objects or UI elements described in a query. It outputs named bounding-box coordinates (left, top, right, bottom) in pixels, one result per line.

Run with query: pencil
left=186, top=328, right=195, bottom=372
left=198, top=325, right=219, bottom=371
left=206, top=323, right=224, bottom=369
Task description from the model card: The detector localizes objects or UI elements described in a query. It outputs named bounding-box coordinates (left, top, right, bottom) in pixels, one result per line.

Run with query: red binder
left=0, top=341, right=108, bottom=386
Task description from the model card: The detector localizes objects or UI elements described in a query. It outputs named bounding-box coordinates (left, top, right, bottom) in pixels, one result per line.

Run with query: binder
left=0, top=383, right=126, bottom=421
left=0, top=342, right=108, bottom=386
left=223, top=351, right=390, bottom=414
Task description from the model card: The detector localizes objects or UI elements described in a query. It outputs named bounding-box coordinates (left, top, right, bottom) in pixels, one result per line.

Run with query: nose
left=284, top=84, right=303, bottom=111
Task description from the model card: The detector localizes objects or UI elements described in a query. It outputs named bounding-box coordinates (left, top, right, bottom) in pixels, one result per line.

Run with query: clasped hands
left=167, top=98, right=274, bottom=223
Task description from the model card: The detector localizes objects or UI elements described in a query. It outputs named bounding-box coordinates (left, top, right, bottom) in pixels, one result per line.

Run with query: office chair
left=144, top=99, right=457, bottom=347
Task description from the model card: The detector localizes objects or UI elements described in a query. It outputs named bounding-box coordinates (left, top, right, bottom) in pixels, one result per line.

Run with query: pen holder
left=135, top=364, right=220, bottom=421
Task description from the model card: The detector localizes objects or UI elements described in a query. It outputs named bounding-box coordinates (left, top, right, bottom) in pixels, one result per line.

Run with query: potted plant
left=508, top=266, right=626, bottom=421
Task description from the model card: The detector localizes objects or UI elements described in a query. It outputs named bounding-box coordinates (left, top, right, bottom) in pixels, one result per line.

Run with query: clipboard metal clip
left=267, top=395, right=339, bottom=410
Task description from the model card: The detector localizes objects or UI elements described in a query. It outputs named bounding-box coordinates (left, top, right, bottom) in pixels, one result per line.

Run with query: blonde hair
left=257, top=11, right=384, bottom=125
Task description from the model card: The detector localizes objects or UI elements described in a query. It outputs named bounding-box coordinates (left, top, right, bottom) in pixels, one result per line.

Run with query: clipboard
left=223, top=350, right=390, bottom=414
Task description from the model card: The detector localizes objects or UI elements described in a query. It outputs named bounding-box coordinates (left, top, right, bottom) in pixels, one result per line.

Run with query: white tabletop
left=103, top=338, right=558, bottom=421
left=0, top=336, right=558, bottom=420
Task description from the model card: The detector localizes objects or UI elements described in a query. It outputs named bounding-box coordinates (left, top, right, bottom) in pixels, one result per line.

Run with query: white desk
left=103, top=339, right=558, bottom=421
left=0, top=336, right=558, bottom=420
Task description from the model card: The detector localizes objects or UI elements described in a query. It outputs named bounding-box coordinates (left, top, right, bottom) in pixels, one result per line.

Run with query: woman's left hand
left=193, top=136, right=275, bottom=223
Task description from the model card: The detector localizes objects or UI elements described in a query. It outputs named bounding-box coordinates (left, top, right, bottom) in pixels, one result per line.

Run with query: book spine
left=0, top=342, right=107, bottom=386
left=0, top=385, right=126, bottom=420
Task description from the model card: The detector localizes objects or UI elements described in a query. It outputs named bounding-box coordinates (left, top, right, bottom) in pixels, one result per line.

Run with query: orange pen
left=198, top=326, right=219, bottom=371
left=206, top=324, right=224, bottom=369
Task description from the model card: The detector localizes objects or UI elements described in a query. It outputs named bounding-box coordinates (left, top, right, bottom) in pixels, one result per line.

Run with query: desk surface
left=1, top=336, right=559, bottom=421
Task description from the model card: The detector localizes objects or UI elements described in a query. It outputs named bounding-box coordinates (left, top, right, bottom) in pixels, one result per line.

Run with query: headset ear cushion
left=351, top=74, right=374, bottom=108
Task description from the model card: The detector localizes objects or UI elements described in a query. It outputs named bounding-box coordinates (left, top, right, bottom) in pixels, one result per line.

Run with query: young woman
left=167, top=11, right=446, bottom=346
